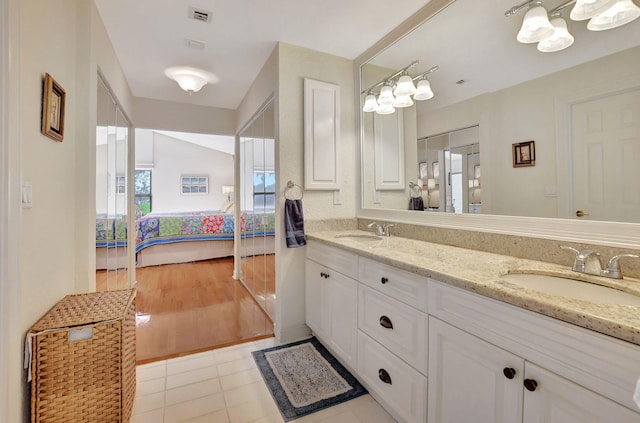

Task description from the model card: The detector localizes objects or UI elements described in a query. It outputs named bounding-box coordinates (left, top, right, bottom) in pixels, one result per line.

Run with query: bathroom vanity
left=305, top=232, right=640, bottom=423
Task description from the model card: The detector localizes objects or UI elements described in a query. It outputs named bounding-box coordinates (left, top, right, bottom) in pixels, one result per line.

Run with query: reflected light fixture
left=164, top=66, right=217, bottom=94
left=517, top=2, right=555, bottom=43
left=537, top=14, right=575, bottom=51
left=361, top=61, right=438, bottom=115
left=586, top=0, right=640, bottom=30
left=570, top=0, right=616, bottom=20
left=222, top=185, right=234, bottom=201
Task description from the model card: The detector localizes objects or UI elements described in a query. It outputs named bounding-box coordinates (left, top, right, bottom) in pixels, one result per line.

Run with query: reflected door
left=96, top=76, right=132, bottom=291
left=571, top=89, right=640, bottom=222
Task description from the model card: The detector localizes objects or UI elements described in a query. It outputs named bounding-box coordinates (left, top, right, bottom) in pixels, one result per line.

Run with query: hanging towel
left=285, top=199, right=307, bottom=248
left=409, top=196, right=424, bottom=211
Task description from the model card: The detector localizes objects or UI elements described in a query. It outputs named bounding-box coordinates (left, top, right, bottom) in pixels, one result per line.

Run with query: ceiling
left=94, top=0, right=432, bottom=110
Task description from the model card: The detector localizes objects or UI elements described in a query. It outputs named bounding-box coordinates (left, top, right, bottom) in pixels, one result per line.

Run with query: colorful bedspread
left=96, top=214, right=128, bottom=248
left=135, top=210, right=275, bottom=253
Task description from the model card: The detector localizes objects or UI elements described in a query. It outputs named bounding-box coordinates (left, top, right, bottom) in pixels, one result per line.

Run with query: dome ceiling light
left=164, top=66, right=218, bottom=94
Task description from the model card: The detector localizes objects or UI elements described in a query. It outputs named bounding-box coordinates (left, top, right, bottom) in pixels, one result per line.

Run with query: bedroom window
left=253, top=171, right=275, bottom=213
left=115, top=175, right=126, bottom=194
left=181, top=175, right=209, bottom=195
left=135, top=169, right=152, bottom=215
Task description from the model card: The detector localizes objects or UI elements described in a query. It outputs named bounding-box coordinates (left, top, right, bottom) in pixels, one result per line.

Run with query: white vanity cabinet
left=305, top=242, right=358, bottom=369
left=428, top=280, right=640, bottom=423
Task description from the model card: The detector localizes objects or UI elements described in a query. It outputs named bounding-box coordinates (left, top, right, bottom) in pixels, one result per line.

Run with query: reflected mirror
left=361, top=0, right=640, bottom=223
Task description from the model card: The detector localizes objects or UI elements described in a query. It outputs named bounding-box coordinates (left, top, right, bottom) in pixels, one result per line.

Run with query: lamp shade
left=164, top=66, right=217, bottom=93
left=394, top=74, right=417, bottom=96
left=587, top=0, right=640, bottom=30
left=427, top=178, right=437, bottom=190
left=377, top=85, right=395, bottom=105
left=363, top=94, right=379, bottom=112
left=413, top=79, right=434, bottom=101
left=393, top=93, right=414, bottom=108
left=537, top=17, right=575, bottom=52
left=570, top=0, right=617, bottom=20
left=376, top=102, right=395, bottom=115
left=222, top=185, right=234, bottom=194
left=517, top=5, right=555, bottom=43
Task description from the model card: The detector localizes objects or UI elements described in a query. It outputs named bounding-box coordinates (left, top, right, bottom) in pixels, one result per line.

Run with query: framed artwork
left=513, top=141, right=535, bottom=167
left=419, top=162, right=428, bottom=179
left=474, top=165, right=481, bottom=179
left=41, top=73, right=66, bottom=142
left=432, top=161, right=440, bottom=180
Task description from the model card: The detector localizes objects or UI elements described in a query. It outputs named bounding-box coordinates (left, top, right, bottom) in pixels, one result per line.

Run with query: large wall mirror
left=359, top=0, right=640, bottom=246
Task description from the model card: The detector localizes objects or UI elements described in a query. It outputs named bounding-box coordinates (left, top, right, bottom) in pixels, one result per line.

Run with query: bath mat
left=252, top=337, right=367, bottom=421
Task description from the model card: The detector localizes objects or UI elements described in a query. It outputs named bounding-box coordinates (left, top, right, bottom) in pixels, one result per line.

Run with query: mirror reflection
left=361, top=0, right=640, bottom=223
left=239, top=100, right=276, bottom=319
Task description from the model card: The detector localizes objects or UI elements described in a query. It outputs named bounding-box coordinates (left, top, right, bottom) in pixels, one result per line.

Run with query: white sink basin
left=334, top=234, right=383, bottom=243
left=501, top=273, right=640, bottom=306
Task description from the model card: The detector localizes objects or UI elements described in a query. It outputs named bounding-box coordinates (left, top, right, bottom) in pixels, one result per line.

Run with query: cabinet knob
left=379, top=315, right=394, bottom=329
left=503, top=367, right=516, bottom=380
left=319, top=272, right=330, bottom=279
left=378, top=368, right=392, bottom=385
left=524, top=379, right=538, bottom=392
left=381, top=277, right=388, bottom=284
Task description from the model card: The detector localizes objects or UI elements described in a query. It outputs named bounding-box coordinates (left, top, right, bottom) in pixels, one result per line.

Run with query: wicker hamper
left=28, top=289, right=136, bottom=423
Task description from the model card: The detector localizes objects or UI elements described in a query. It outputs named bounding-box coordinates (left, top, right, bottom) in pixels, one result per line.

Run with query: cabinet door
left=327, top=272, right=358, bottom=369
left=305, top=259, right=329, bottom=340
left=523, top=363, right=640, bottom=423
left=428, top=318, right=523, bottom=423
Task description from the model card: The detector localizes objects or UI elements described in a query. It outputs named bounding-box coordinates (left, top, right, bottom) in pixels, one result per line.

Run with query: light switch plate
left=22, top=182, right=32, bottom=209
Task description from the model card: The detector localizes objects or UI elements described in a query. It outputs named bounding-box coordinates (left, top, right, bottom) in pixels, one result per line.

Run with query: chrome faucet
left=561, top=246, right=639, bottom=279
left=367, top=222, right=395, bottom=237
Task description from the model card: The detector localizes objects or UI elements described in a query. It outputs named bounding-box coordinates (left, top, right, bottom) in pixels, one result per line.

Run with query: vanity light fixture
left=361, top=61, right=438, bottom=114
left=164, top=66, right=217, bottom=94
left=506, top=0, right=640, bottom=52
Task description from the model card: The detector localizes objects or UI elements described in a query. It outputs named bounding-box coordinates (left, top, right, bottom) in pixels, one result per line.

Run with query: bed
left=96, top=210, right=276, bottom=269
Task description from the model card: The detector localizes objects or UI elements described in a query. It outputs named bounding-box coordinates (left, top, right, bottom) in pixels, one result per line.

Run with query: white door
left=304, top=259, right=329, bottom=340
left=327, top=272, right=358, bottom=369
left=571, top=89, right=640, bottom=222
left=428, top=318, right=523, bottom=423
left=523, top=363, right=640, bottom=423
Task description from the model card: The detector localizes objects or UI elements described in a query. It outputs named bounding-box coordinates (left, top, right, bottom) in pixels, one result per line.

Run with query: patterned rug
left=252, top=337, right=367, bottom=421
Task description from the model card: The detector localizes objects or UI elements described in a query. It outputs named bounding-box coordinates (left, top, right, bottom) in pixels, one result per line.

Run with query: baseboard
left=275, top=323, right=311, bottom=344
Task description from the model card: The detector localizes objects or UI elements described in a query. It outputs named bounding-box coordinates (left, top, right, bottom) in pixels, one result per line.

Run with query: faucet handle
left=560, top=246, right=582, bottom=271
left=602, top=254, right=639, bottom=279
left=560, top=245, right=580, bottom=255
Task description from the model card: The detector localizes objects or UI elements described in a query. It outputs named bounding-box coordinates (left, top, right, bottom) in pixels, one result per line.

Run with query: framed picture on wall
left=419, top=162, right=428, bottom=179
left=474, top=164, right=481, bottom=179
left=432, top=161, right=440, bottom=180
left=41, top=73, right=66, bottom=142
left=513, top=141, right=535, bottom=167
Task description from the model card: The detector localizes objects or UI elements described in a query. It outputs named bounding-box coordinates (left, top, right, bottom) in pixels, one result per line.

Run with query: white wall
left=418, top=46, right=640, bottom=218
left=10, top=1, right=134, bottom=421
left=275, top=42, right=357, bottom=342
left=150, top=132, right=234, bottom=212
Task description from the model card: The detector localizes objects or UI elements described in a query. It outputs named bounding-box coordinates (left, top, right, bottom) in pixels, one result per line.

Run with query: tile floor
left=132, top=337, right=397, bottom=423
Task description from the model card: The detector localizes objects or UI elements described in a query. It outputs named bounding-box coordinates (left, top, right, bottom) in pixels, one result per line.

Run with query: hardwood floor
left=97, top=257, right=274, bottom=364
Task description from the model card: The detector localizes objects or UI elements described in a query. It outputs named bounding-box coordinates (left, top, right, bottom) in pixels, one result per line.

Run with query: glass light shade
left=517, top=5, right=555, bottom=43
left=537, top=17, right=575, bottom=52
left=376, top=102, right=395, bottom=115
left=377, top=85, right=394, bottom=105
left=393, top=94, right=414, bottom=108
left=363, top=94, right=379, bottom=112
left=413, top=79, right=434, bottom=101
left=587, top=0, right=640, bottom=30
left=394, top=74, right=417, bottom=96
left=427, top=178, right=437, bottom=190
left=570, top=0, right=617, bottom=20
left=164, top=66, right=217, bottom=93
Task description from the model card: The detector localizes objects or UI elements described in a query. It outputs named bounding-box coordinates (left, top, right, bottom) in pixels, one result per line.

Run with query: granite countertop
left=307, top=229, right=640, bottom=346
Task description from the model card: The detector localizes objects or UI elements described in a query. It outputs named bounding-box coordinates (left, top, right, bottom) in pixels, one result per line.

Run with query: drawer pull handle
left=524, top=379, right=538, bottom=392
left=503, top=367, right=516, bottom=380
left=319, top=272, right=329, bottom=279
left=379, top=315, right=393, bottom=329
left=381, top=277, right=388, bottom=284
left=378, top=369, right=392, bottom=385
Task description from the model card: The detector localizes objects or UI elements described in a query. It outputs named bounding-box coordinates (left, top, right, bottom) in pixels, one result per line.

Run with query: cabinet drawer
left=358, top=257, right=428, bottom=312
left=358, top=285, right=427, bottom=374
left=306, top=241, right=358, bottom=279
left=357, top=331, right=427, bottom=423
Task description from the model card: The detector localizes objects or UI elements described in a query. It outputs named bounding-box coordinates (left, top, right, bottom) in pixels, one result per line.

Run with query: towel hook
left=284, top=180, right=304, bottom=200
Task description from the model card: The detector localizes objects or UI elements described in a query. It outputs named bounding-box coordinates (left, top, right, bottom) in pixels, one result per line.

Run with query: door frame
left=555, top=74, right=640, bottom=220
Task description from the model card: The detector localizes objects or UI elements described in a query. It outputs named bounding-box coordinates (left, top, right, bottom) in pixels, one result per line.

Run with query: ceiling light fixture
left=164, top=66, right=217, bottom=94
left=506, top=0, right=639, bottom=52
left=361, top=61, right=438, bottom=115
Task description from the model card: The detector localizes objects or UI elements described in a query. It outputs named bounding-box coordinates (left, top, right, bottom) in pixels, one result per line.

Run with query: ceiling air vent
left=188, top=7, right=212, bottom=24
